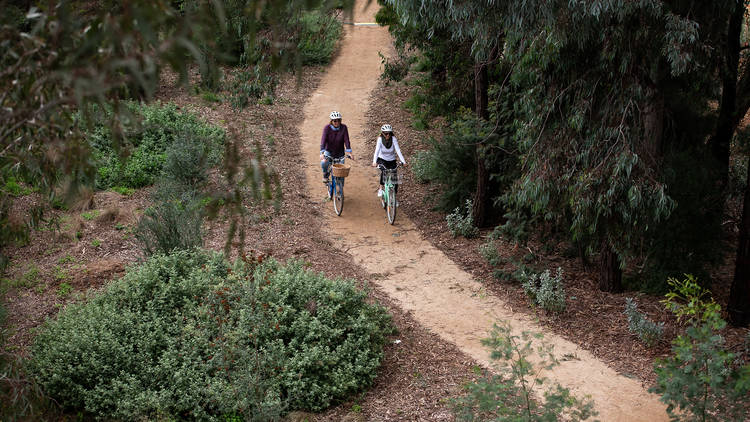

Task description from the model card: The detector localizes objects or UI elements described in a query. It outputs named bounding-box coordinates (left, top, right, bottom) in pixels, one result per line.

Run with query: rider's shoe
left=323, top=176, right=329, bottom=184
left=377, top=188, right=383, bottom=198
left=395, top=200, right=399, bottom=207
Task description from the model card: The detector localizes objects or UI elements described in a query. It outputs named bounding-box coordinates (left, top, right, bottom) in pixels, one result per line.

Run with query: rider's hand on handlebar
left=371, top=163, right=377, bottom=167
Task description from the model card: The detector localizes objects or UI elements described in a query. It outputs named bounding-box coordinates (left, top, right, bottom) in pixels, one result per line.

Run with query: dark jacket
left=320, top=124, right=352, bottom=158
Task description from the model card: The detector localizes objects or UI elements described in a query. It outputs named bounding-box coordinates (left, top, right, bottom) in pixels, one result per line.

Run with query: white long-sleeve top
left=372, top=136, right=406, bottom=165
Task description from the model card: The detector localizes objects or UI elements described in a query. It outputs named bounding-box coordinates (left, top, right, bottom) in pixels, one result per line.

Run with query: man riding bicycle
left=320, top=111, right=353, bottom=193
left=371, top=124, right=406, bottom=204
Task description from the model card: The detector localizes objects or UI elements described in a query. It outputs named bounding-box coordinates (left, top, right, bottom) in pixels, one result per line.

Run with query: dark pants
left=377, top=158, right=398, bottom=194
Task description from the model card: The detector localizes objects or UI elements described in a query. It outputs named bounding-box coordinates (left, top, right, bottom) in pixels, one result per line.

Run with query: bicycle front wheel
left=333, top=179, right=344, bottom=216
left=386, top=186, right=396, bottom=224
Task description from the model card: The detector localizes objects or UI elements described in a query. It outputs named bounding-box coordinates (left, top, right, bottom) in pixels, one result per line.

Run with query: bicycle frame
left=378, top=164, right=400, bottom=224
left=326, top=156, right=346, bottom=215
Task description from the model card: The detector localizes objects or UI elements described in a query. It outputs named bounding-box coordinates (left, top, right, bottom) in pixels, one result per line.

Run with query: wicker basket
left=331, top=163, right=351, bottom=178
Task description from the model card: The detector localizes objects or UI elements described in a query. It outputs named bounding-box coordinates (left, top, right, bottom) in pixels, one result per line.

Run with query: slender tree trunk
left=711, top=1, right=743, bottom=187
left=729, top=156, right=750, bottom=327
left=599, top=239, right=622, bottom=292
left=472, top=57, right=490, bottom=227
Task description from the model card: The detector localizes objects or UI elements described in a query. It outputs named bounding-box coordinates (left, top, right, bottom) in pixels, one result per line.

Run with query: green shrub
left=379, top=49, right=413, bottom=84
left=521, top=267, right=566, bottom=314
left=296, top=10, right=342, bottom=65
left=479, top=240, right=502, bottom=266
left=161, top=132, right=220, bottom=189
left=452, top=323, right=596, bottom=421
left=29, top=249, right=393, bottom=420
left=135, top=194, right=204, bottom=256
left=411, top=150, right=437, bottom=184
left=86, top=102, right=225, bottom=190
left=418, top=111, right=509, bottom=212
left=651, top=275, right=750, bottom=421
left=110, top=186, right=134, bottom=196
left=2, top=177, right=33, bottom=197
left=229, top=65, right=278, bottom=110
left=446, top=199, right=479, bottom=238
left=623, top=298, right=664, bottom=347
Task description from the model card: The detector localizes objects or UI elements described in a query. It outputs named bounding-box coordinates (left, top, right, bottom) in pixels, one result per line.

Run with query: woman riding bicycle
left=320, top=111, right=353, bottom=188
left=371, top=124, right=406, bottom=202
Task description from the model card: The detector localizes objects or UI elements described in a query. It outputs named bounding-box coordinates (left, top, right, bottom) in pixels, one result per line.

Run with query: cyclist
left=371, top=124, right=406, bottom=203
left=320, top=111, right=352, bottom=188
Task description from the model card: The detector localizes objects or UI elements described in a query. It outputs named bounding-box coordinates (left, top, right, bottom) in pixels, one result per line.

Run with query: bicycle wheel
left=386, top=186, right=396, bottom=224
left=333, top=178, right=344, bottom=216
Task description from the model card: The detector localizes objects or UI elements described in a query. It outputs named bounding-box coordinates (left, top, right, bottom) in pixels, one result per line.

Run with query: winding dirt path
left=300, top=2, right=669, bottom=420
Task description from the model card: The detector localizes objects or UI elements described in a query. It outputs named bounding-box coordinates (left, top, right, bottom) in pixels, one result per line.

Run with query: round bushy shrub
left=29, top=249, right=392, bottom=420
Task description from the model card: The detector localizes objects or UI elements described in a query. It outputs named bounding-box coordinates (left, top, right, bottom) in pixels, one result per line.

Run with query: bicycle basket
left=331, top=163, right=351, bottom=178
left=383, top=169, right=402, bottom=184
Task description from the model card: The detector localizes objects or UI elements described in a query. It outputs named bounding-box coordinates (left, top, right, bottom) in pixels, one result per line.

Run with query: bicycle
left=326, top=156, right=350, bottom=216
left=377, top=164, right=401, bottom=224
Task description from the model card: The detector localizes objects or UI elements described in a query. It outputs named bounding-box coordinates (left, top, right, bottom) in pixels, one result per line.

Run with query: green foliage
left=56, top=282, right=72, bottom=298
left=110, top=186, right=134, bottom=196
left=229, top=65, right=278, bottom=110
left=296, top=10, right=342, bottom=65
left=161, top=131, right=221, bottom=189
left=379, top=48, right=413, bottom=84
left=624, top=298, right=664, bottom=347
left=80, top=210, right=99, bottom=221
left=29, top=249, right=393, bottom=420
left=452, top=323, right=596, bottom=421
left=1, top=264, right=41, bottom=290
left=135, top=193, right=205, bottom=256
left=479, top=240, right=502, bottom=266
left=0, top=3, right=26, bottom=28
left=420, top=124, right=478, bottom=210
left=86, top=102, right=225, bottom=190
left=410, top=150, right=437, bottom=184
left=662, top=275, right=722, bottom=328
left=2, top=177, right=33, bottom=197
left=520, top=268, right=566, bottom=314
left=201, top=91, right=222, bottom=103
left=446, top=200, right=479, bottom=238
left=652, top=276, right=750, bottom=421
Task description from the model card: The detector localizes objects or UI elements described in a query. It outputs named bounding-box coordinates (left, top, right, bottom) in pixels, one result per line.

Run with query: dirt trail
left=300, top=2, right=668, bottom=420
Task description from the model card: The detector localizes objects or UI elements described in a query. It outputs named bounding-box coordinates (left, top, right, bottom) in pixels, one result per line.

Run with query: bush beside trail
left=85, top=102, right=225, bottom=190
left=29, top=249, right=393, bottom=420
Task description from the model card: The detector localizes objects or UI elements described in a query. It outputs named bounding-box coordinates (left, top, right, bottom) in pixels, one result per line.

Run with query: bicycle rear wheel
left=333, top=178, right=344, bottom=216
left=386, top=186, right=396, bottom=224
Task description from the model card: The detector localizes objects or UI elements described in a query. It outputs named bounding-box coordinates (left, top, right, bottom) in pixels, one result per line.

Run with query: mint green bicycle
left=377, top=164, right=400, bottom=224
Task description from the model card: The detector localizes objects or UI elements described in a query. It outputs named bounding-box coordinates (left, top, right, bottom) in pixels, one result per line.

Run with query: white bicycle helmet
left=380, top=124, right=392, bottom=132
left=330, top=111, right=342, bottom=120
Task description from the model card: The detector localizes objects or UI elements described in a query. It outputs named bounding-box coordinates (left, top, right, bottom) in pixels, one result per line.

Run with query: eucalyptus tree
left=383, top=0, right=508, bottom=226
left=383, top=0, right=743, bottom=295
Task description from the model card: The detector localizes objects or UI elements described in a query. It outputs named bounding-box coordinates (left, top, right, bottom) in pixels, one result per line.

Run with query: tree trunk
left=472, top=58, right=490, bottom=227
left=729, top=156, right=750, bottom=327
left=711, top=1, right=743, bottom=187
left=599, top=239, right=622, bottom=292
